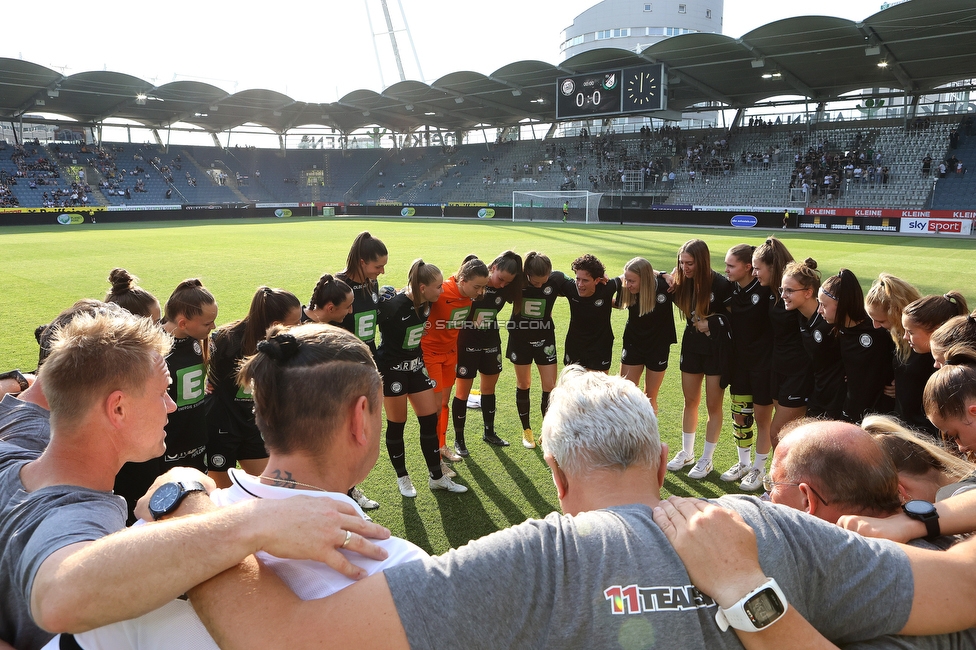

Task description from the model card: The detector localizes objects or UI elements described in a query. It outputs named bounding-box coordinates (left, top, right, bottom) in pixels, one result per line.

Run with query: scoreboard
left=555, top=63, right=666, bottom=119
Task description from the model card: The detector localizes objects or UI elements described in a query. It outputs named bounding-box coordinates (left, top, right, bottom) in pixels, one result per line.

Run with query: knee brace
left=730, top=393, right=754, bottom=448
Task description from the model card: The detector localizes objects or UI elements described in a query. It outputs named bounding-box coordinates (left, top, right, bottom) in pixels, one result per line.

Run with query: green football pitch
left=1, top=216, right=973, bottom=554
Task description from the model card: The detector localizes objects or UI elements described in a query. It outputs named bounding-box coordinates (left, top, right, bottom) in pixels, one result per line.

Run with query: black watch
left=903, top=500, right=940, bottom=539
left=0, top=369, right=29, bottom=392
left=148, top=481, right=207, bottom=520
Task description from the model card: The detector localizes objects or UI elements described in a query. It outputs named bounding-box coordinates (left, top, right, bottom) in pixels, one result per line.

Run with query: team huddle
left=76, top=230, right=976, bottom=514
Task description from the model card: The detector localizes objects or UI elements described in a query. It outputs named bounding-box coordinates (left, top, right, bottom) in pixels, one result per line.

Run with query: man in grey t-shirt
left=0, top=383, right=50, bottom=454
left=187, top=367, right=976, bottom=649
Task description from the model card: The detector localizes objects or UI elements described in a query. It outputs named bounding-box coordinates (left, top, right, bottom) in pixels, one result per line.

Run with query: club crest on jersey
left=595, top=299, right=604, bottom=307
left=621, top=349, right=628, bottom=360
left=752, top=293, right=760, bottom=305
left=458, top=366, right=468, bottom=376
left=544, top=345, right=556, bottom=357
left=494, top=296, right=502, bottom=305
left=391, top=381, right=403, bottom=394
left=372, top=293, right=379, bottom=303
left=859, top=334, right=873, bottom=348
left=710, top=292, right=715, bottom=302
left=210, top=454, right=227, bottom=469
left=814, top=330, right=823, bottom=343
left=543, top=286, right=553, bottom=295
left=193, top=340, right=202, bottom=355
left=657, top=293, right=666, bottom=303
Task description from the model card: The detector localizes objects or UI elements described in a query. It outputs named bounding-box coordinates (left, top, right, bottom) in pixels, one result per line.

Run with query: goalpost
left=512, top=190, right=604, bottom=223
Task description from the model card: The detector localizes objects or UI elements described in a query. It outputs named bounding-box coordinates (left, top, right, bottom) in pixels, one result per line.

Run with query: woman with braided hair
left=303, top=273, right=354, bottom=325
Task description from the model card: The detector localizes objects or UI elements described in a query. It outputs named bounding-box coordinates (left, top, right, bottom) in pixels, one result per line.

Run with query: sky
left=3, top=0, right=887, bottom=104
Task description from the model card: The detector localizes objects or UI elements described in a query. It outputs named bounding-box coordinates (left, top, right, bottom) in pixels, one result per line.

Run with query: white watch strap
left=714, top=577, right=788, bottom=632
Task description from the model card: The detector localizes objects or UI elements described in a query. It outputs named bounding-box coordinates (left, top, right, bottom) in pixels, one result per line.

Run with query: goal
left=512, top=190, right=603, bottom=223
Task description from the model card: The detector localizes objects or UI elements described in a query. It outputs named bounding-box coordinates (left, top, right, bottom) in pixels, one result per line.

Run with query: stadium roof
left=2, top=0, right=975, bottom=135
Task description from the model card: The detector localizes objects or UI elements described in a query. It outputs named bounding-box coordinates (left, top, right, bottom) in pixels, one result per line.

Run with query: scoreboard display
left=556, top=64, right=666, bottom=120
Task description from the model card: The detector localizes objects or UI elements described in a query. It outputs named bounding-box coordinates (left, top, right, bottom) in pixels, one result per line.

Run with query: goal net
left=512, top=190, right=603, bottom=223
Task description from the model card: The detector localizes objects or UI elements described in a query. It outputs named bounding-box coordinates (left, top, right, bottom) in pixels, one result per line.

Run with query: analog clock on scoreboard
left=622, top=64, right=665, bottom=113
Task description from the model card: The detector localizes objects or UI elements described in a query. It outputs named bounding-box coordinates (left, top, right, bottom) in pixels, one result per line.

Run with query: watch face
left=745, top=588, right=785, bottom=628
left=904, top=500, right=936, bottom=516
left=149, top=482, right=180, bottom=514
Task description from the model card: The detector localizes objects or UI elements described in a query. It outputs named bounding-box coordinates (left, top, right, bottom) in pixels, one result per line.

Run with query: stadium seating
left=1, top=116, right=966, bottom=211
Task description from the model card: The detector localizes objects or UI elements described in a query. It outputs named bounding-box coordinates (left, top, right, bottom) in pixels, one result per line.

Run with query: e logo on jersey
left=522, top=298, right=545, bottom=319
left=354, top=310, right=377, bottom=341
left=175, top=364, right=206, bottom=407
left=403, top=323, right=425, bottom=349
left=859, top=334, right=873, bottom=348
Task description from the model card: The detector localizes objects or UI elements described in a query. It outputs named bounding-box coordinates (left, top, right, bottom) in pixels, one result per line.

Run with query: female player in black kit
left=507, top=252, right=564, bottom=449
left=106, top=269, right=164, bottom=522
left=557, top=253, right=622, bottom=372
left=453, top=251, right=522, bottom=451
left=336, top=231, right=388, bottom=354
left=666, top=239, right=733, bottom=481
left=720, top=244, right=773, bottom=491
left=818, top=269, right=895, bottom=423
left=336, top=232, right=388, bottom=507
left=865, top=274, right=934, bottom=435
left=617, top=256, right=675, bottom=414
left=159, top=279, right=218, bottom=474
left=207, top=286, right=302, bottom=488
left=781, top=259, right=845, bottom=421
left=752, top=237, right=810, bottom=447
left=377, top=259, right=468, bottom=497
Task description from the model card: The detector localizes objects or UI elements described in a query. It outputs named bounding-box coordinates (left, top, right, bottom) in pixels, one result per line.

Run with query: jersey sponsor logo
left=175, top=364, right=206, bottom=407
left=390, top=381, right=403, bottom=394
left=165, top=445, right=205, bottom=463
left=813, top=330, right=823, bottom=343
left=594, top=299, right=604, bottom=307
left=403, top=323, right=426, bottom=349
left=235, top=382, right=253, bottom=400
left=447, top=306, right=469, bottom=329
left=521, top=298, right=546, bottom=319
left=751, top=293, right=760, bottom=305
left=543, top=286, right=553, bottom=295
left=656, top=293, right=667, bottom=303
left=859, top=333, right=873, bottom=348
left=354, top=310, right=377, bottom=341
left=471, top=308, right=497, bottom=329
left=604, top=584, right=715, bottom=615
left=210, top=454, right=227, bottom=469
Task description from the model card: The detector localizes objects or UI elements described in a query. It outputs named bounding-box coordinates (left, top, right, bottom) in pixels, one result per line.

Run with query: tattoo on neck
left=267, top=468, right=296, bottom=488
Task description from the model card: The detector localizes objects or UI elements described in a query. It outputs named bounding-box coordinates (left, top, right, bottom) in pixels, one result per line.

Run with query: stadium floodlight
left=512, top=190, right=604, bottom=224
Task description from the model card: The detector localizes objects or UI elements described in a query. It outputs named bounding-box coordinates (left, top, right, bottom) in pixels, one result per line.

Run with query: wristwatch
left=0, top=369, right=30, bottom=393
left=715, top=577, right=788, bottom=632
left=148, top=481, right=207, bottom=520
left=903, top=500, right=940, bottom=539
